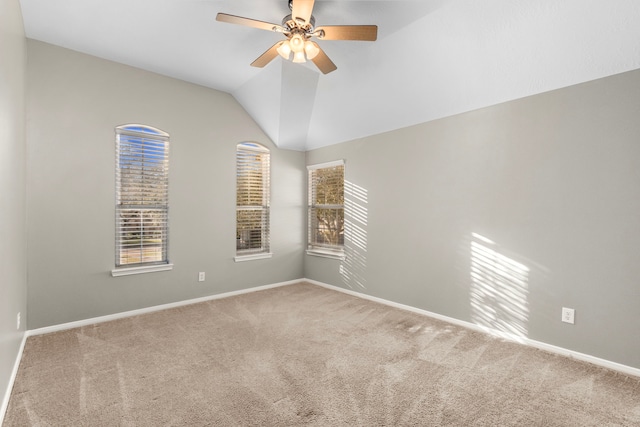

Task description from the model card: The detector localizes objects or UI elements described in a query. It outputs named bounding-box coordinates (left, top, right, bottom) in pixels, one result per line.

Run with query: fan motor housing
left=282, top=14, right=315, bottom=32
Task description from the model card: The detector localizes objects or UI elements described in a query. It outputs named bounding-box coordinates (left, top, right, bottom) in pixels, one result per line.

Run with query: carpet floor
left=4, top=282, right=640, bottom=426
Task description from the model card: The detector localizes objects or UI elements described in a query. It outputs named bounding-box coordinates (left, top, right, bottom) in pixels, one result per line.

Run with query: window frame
left=112, top=124, right=173, bottom=277
left=235, top=142, right=272, bottom=262
left=307, top=160, right=346, bottom=260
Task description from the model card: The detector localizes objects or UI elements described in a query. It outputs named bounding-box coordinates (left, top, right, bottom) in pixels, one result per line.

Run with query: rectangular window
left=307, top=160, right=345, bottom=258
left=236, top=143, right=271, bottom=261
left=115, top=125, right=170, bottom=272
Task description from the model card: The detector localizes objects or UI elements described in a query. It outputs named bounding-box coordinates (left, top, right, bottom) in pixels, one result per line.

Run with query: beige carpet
left=4, top=282, right=640, bottom=426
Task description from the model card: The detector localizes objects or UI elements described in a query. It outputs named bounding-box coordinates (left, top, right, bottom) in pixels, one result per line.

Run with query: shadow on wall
left=341, top=180, right=368, bottom=290
left=470, top=232, right=530, bottom=342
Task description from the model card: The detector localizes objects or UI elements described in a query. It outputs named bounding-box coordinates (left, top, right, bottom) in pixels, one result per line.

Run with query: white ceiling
left=19, top=0, right=640, bottom=151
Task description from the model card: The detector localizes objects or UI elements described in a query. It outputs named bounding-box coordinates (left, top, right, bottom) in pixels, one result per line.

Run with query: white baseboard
left=305, top=278, right=640, bottom=379
left=1, top=331, right=27, bottom=425
left=28, top=279, right=300, bottom=337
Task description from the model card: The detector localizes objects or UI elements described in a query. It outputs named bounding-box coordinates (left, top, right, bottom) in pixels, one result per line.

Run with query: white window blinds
left=115, top=125, right=170, bottom=267
left=236, top=143, right=270, bottom=255
left=308, top=161, right=344, bottom=252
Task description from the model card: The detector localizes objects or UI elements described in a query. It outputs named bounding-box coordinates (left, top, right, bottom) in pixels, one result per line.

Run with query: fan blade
left=291, top=0, right=315, bottom=24
left=310, top=43, right=337, bottom=74
left=251, top=41, right=284, bottom=68
left=216, top=13, right=285, bottom=33
left=315, top=25, right=378, bottom=41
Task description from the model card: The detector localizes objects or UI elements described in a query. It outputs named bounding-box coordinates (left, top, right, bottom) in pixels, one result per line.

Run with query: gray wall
left=305, top=69, right=640, bottom=369
left=26, top=40, right=305, bottom=329
left=0, top=0, right=27, bottom=409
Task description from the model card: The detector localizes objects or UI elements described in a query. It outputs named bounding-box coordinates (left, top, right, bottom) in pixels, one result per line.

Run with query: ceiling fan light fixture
left=276, top=41, right=292, bottom=60
left=304, top=41, right=319, bottom=60
left=292, top=50, right=306, bottom=63
left=217, top=0, right=377, bottom=74
left=289, top=33, right=305, bottom=53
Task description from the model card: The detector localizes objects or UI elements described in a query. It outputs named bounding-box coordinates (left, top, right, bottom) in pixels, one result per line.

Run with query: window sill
left=111, top=264, right=173, bottom=277
left=234, top=253, right=273, bottom=263
left=306, top=249, right=346, bottom=261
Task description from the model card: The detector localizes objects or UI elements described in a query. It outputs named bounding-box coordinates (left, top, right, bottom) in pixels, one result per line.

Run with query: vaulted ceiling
left=19, top=0, right=640, bottom=151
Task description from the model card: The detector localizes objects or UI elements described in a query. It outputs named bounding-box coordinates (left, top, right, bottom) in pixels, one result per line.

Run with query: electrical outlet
left=17, top=312, right=21, bottom=330
left=198, top=272, right=205, bottom=282
left=562, top=307, right=575, bottom=324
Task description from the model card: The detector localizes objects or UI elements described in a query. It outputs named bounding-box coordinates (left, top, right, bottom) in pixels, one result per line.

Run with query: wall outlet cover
left=562, top=307, right=575, bottom=324
left=198, top=272, right=205, bottom=282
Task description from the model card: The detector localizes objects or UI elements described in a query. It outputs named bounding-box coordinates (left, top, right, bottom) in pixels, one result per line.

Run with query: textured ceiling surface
left=19, top=0, right=640, bottom=151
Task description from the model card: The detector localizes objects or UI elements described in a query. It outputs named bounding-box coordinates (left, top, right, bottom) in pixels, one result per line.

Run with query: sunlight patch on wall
left=341, top=181, right=368, bottom=290
left=470, top=233, right=529, bottom=341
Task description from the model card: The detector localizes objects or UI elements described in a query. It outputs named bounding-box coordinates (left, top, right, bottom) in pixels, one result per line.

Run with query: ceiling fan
left=216, top=0, right=377, bottom=74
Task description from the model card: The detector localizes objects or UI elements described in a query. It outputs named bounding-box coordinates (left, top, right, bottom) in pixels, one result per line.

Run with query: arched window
left=236, top=143, right=271, bottom=260
left=114, top=124, right=170, bottom=272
